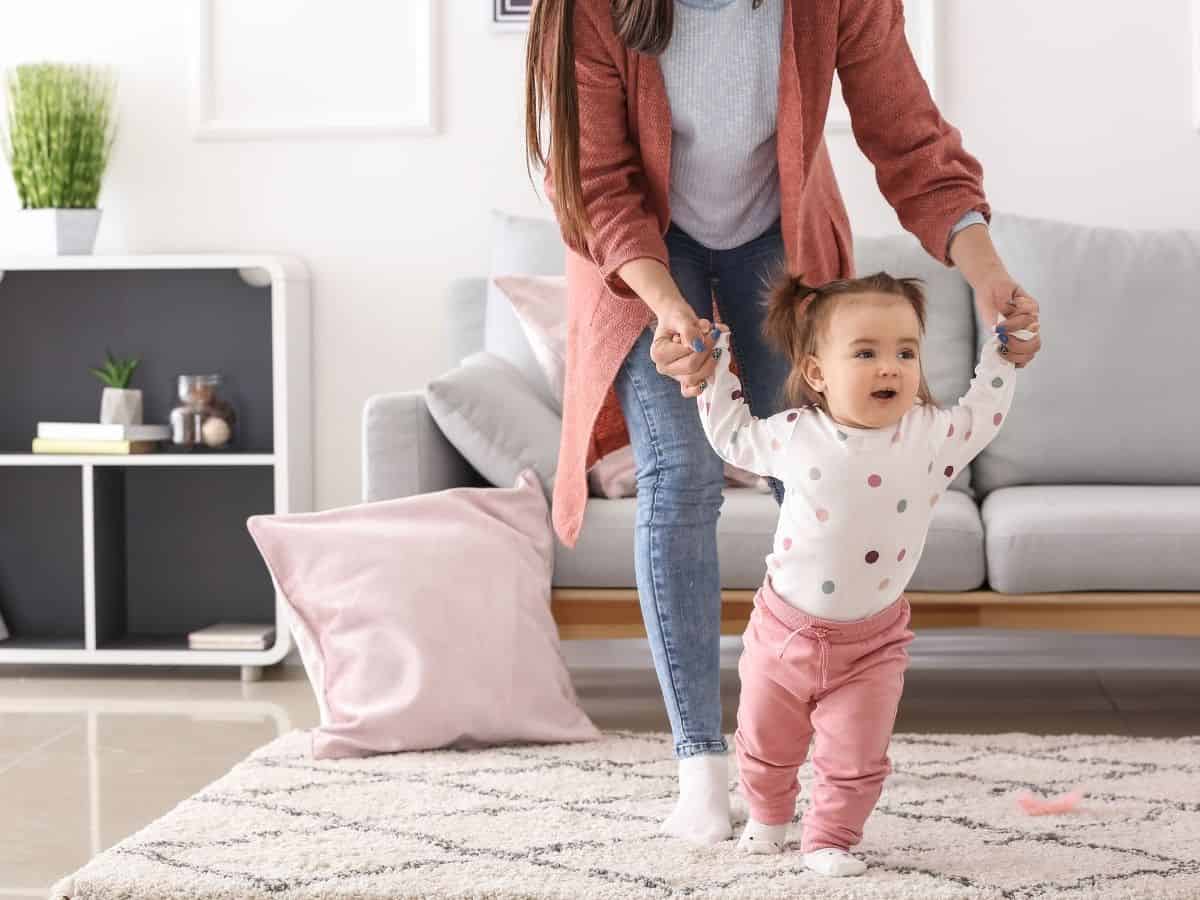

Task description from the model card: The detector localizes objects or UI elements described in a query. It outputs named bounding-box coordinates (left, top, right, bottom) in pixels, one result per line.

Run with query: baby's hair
left=761, top=269, right=941, bottom=413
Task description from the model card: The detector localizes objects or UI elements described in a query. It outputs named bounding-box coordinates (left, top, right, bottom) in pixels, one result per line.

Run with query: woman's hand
left=974, top=272, right=1042, bottom=369
left=648, top=298, right=720, bottom=398
left=949, top=223, right=1042, bottom=369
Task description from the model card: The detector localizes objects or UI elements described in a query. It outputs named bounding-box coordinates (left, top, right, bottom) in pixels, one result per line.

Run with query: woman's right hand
left=649, top=297, right=719, bottom=399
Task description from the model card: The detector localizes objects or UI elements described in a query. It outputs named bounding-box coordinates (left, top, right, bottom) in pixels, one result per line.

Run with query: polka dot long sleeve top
left=698, top=330, right=1016, bottom=621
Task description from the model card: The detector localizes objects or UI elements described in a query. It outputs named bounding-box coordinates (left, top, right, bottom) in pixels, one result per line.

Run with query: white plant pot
left=15, top=208, right=102, bottom=255
left=100, top=388, right=143, bottom=426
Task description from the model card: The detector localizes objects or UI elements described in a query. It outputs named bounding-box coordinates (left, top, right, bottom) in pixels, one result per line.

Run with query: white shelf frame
left=0, top=254, right=312, bottom=674
left=0, top=453, right=276, bottom=466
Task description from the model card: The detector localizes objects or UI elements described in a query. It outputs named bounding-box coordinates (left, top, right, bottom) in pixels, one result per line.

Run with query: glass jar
left=169, top=374, right=237, bottom=450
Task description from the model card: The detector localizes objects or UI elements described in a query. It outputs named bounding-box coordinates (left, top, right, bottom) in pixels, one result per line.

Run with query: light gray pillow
left=426, top=351, right=561, bottom=496
left=484, top=210, right=566, bottom=410
left=973, top=213, right=1200, bottom=495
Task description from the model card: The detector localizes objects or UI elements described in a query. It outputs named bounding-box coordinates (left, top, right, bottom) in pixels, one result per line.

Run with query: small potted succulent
left=90, top=351, right=142, bottom=426
left=1, top=63, right=116, bottom=254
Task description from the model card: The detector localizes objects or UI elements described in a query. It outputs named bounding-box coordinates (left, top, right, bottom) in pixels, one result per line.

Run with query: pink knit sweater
left=547, top=0, right=989, bottom=548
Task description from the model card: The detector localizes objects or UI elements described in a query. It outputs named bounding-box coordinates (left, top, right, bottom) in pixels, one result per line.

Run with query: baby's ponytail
left=762, top=270, right=826, bottom=410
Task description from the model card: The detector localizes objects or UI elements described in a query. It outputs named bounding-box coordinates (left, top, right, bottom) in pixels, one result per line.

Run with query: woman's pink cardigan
left=547, top=0, right=989, bottom=548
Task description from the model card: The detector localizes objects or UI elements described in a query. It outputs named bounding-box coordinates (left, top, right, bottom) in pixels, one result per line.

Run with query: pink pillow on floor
left=246, top=469, right=599, bottom=759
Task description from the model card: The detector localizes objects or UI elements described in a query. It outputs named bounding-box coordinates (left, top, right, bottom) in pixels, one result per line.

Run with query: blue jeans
left=613, top=218, right=790, bottom=758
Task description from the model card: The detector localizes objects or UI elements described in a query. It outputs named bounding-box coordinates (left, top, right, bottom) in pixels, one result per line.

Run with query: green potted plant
left=2, top=63, right=116, bottom=255
left=91, top=350, right=142, bottom=425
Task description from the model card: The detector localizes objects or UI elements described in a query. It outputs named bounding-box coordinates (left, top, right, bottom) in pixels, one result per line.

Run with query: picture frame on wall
left=492, top=0, right=532, bottom=32
left=191, top=0, right=437, bottom=138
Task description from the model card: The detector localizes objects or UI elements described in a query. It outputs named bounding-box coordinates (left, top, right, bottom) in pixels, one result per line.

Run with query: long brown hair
left=524, top=0, right=673, bottom=251
left=761, top=270, right=942, bottom=413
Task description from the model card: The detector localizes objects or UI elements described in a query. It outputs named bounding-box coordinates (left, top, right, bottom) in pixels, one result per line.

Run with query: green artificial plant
left=2, top=63, right=116, bottom=209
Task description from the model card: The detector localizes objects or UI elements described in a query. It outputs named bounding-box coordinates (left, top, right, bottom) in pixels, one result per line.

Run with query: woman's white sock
left=659, top=753, right=732, bottom=844
left=737, top=819, right=787, bottom=854
left=803, top=846, right=867, bottom=876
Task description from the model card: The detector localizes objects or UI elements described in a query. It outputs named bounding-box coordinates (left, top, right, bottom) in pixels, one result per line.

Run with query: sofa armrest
left=361, top=391, right=481, bottom=502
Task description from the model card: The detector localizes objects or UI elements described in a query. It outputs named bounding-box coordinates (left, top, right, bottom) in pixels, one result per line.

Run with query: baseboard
left=558, top=631, right=1200, bottom=671
left=280, top=628, right=1200, bottom=671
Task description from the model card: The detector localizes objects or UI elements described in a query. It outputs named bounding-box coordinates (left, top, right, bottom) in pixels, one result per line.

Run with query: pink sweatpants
left=735, top=577, right=914, bottom=854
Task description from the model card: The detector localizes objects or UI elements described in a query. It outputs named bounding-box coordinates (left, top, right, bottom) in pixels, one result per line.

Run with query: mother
left=524, top=0, right=1042, bottom=844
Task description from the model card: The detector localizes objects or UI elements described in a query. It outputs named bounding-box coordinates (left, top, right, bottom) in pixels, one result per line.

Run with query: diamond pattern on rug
left=53, top=730, right=1200, bottom=899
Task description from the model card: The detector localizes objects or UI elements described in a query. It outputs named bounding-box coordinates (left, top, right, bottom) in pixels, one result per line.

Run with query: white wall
left=2, top=0, right=1197, bottom=512
left=833, top=0, right=1200, bottom=234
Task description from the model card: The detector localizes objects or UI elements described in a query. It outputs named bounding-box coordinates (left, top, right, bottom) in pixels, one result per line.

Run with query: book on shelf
left=0, top=608, right=8, bottom=642
left=32, top=437, right=160, bottom=455
left=37, top=422, right=170, bottom=442
left=187, top=622, right=276, bottom=650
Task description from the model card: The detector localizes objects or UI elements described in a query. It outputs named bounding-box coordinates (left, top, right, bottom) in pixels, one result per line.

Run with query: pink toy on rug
left=1016, top=789, right=1085, bottom=815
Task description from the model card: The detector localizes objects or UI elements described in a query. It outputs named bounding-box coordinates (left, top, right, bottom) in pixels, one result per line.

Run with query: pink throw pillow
left=587, top=445, right=638, bottom=498
left=587, top=444, right=771, bottom=498
left=246, top=469, right=599, bottom=759
left=493, top=274, right=567, bottom=411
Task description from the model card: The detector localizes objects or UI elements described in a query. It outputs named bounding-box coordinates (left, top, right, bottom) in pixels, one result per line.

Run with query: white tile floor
left=3, top=630, right=1199, bottom=897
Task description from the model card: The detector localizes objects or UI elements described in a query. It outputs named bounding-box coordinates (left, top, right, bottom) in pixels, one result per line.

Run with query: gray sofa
left=363, top=213, right=1200, bottom=637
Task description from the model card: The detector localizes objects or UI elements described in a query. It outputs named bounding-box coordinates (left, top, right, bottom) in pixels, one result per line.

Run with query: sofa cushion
left=982, top=485, right=1200, bottom=594
left=553, top=487, right=985, bottom=591
left=854, top=232, right=977, bottom=495
left=907, top=488, right=988, bottom=591
left=425, top=352, right=560, bottom=496
left=484, top=210, right=565, bottom=408
left=975, top=214, right=1200, bottom=495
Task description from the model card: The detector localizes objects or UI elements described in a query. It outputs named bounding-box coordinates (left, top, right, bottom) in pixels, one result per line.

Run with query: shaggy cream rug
left=53, top=730, right=1200, bottom=899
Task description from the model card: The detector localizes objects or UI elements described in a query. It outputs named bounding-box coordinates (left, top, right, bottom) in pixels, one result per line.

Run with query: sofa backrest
left=454, top=212, right=1200, bottom=494
left=447, top=276, right=489, bottom=364
left=972, top=213, right=1200, bottom=494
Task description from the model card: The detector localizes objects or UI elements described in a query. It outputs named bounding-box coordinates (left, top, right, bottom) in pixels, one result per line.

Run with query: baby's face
left=805, top=292, right=923, bottom=430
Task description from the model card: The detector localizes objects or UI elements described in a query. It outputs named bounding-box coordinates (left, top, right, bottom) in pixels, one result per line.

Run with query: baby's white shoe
left=803, top=846, right=867, bottom=876
left=737, top=819, right=787, bottom=855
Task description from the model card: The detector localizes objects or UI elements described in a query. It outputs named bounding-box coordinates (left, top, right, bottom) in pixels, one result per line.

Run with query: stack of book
left=33, top=421, right=169, bottom=455
left=187, top=622, right=276, bottom=651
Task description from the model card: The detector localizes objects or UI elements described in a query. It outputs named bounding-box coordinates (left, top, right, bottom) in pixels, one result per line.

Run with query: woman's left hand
left=975, top=273, right=1042, bottom=369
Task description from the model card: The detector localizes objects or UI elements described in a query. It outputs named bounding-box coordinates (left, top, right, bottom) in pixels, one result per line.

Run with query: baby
left=696, top=271, right=1022, bottom=876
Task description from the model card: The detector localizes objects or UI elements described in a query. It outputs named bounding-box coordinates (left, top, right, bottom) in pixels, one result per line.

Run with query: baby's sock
left=803, top=846, right=867, bottom=877
left=737, top=819, right=787, bottom=854
left=659, top=753, right=732, bottom=845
